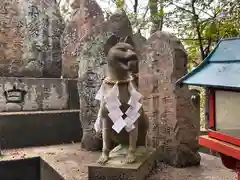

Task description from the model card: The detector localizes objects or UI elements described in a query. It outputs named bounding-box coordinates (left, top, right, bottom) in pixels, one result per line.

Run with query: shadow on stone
left=0, top=156, right=64, bottom=180
left=0, top=111, right=82, bottom=149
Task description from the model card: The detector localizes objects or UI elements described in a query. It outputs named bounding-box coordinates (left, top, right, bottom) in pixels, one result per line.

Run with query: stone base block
left=88, top=146, right=156, bottom=180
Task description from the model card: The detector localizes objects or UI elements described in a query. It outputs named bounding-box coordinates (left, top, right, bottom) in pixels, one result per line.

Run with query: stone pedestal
left=88, top=146, right=156, bottom=180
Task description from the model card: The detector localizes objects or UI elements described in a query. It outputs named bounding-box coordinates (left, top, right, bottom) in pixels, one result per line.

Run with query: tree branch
left=191, top=0, right=205, bottom=60
left=170, top=1, right=215, bottom=18
left=204, top=37, right=212, bottom=56
left=134, top=0, right=138, bottom=13
left=137, top=6, right=149, bottom=33
left=170, top=2, right=194, bottom=14
left=57, top=0, right=62, bottom=6
left=149, top=0, right=164, bottom=34
left=193, top=6, right=214, bottom=18
left=158, top=0, right=164, bottom=31
left=181, top=38, right=210, bottom=41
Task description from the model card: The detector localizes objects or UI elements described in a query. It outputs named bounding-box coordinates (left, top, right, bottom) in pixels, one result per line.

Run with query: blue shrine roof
left=176, top=37, right=240, bottom=89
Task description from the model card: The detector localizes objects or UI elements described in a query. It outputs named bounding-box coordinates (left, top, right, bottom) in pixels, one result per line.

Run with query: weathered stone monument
left=61, top=0, right=106, bottom=150
left=61, top=0, right=104, bottom=78
left=62, top=0, right=138, bottom=151
left=19, top=0, right=64, bottom=77
left=1, top=0, right=64, bottom=77
left=139, top=31, right=200, bottom=167
left=0, top=0, right=24, bottom=76
left=0, top=0, right=82, bottom=149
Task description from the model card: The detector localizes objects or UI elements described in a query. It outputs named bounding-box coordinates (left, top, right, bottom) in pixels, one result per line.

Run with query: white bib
left=94, top=79, right=142, bottom=133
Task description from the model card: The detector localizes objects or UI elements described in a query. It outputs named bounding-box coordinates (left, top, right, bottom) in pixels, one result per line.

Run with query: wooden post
left=237, top=169, right=240, bottom=180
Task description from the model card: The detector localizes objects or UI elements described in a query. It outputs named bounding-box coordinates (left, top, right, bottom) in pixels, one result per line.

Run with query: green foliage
left=115, top=0, right=125, bottom=9
left=204, top=21, right=217, bottom=37
left=81, top=0, right=240, bottom=65
left=164, top=0, right=240, bottom=64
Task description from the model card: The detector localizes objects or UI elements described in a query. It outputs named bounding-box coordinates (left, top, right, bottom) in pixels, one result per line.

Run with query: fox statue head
left=104, top=35, right=138, bottom=79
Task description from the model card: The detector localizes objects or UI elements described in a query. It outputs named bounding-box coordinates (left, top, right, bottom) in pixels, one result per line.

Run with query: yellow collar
left=104, top=76, right=134, bottom=84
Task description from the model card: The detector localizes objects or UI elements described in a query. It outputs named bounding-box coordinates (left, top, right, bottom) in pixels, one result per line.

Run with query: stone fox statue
left=94, top=34, right=149, bottom=164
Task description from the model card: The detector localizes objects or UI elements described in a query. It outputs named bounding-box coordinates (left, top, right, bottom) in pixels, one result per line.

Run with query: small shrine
left=177, top=37, right=240, bottom=179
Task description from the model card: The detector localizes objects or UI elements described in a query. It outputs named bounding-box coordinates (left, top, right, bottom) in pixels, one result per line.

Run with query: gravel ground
left=1, top=143, right=237, bottom=180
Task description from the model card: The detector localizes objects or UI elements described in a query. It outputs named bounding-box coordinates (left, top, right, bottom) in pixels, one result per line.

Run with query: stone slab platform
left=0, top=143, right=237, bottom=180
left=88, top=146, right=156, bottom=180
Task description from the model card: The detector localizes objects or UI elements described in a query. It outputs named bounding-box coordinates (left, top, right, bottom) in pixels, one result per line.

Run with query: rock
left=139, top=31, right=200, bottom=167
left=132, top=33, right=147, bottom=86
left=61, top=0, right=104, bottom=78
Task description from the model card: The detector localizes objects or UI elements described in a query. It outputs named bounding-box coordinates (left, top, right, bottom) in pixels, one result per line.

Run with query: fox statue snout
left=103, top=35, right=138, bottom=73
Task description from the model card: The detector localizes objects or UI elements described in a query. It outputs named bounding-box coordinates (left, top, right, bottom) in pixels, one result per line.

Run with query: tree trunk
left=149, top=0, right=164, bottom=34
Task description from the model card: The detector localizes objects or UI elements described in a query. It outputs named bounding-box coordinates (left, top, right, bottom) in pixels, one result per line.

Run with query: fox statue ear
left=104, top=34, right=120, bottom=56
left=124, top=36, right=135, bottom=48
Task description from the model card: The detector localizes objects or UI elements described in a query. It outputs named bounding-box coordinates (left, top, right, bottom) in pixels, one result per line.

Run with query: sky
left=96, top=0, right=175, bottom=37
left=59, top=0, right=217, bottom=38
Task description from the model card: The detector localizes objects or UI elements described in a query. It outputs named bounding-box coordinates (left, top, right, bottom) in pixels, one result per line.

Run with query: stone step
left=0, top=157, right=64, bottom=180
left=0, top=110, right=82, bottom=149
left=0, top=109, right=81, bottom=116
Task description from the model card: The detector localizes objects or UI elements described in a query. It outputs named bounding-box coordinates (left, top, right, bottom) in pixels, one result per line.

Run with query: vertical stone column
left=139, top=31, right=200, bottom=167
left=69, top=0, right=105, bottom=151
